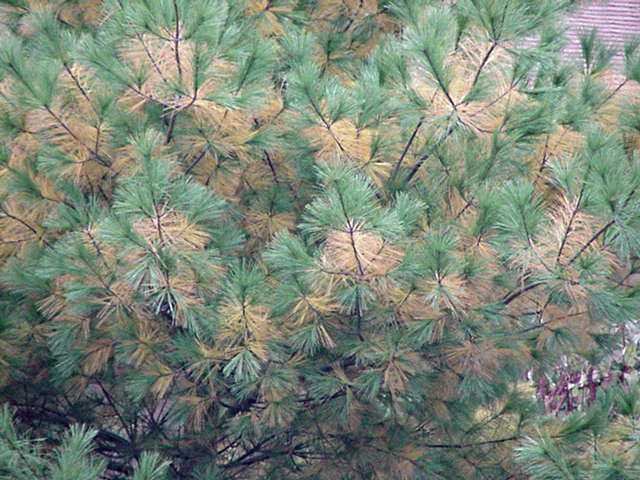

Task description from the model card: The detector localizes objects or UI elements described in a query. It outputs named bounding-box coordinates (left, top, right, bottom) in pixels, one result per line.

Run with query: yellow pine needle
left=247, top=1, right=295, bottom=37
left=150, top=363, right=175, bottom=399
left=288, top=293, right=336, bottom=325
left=95, top=281, right=135, bottom=326
left=383, top=351, right=421, bottom=395
left=386, top=286, right=436, bottom=322
left=120, top=34, right=196, bottom=107
left=420, top=273, right=469, bottom=317
left=244, top=210, right=296, bottom=242
left=82, top=339, right=113, bottom=375
left=133, top=210, right=210, bottom=250
left=323, top=225, right=403, bottom=278
left=127, top=320, right=169, bottom=368
left=217, top=298, right=272, bottom=359
left=446, top=340, right=520, bottom=380
left=180, top=394, right=215, bottom=432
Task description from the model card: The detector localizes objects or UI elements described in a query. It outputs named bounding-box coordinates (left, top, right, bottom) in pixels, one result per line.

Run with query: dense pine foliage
left=1, top=1, right=640, bottom=478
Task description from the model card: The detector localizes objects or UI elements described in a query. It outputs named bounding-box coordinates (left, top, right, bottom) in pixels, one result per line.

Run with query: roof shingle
left=562, top=0, right=640, bottom=66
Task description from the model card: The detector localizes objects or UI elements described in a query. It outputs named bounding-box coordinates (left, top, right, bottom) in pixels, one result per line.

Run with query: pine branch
left=305, top=89, right=347, bottom=154
left=598, top=79, right=628, bottom=108
left=43, top=106, right=112, bottom=168
left=165, top=112, right=177, bottom=144
left=462, top=40, right=498, bottom=105
left=184, top=148, right=208, bottom=175
left=568, top=187, right=636, bottom=265
left=468, top=71, right=527, bottom=119
left=94, top=378, right=134, bottom=442
left=136, top=34, right=172, bottom=87
left=567, top=219, right=614, bottom=265
left=172, top=0, right=183, bottom=81
left=335, top=189, right=365, bottom=277
left=517, top=311, right=587, bottom=334
left=421, top=47, right=457, bottom=110
left=536, top=134, right=551, bottom=177
left=556, top=188, right=584, bottom=265
left=453, top=195, right=475, bottom=219
left=0, top=204, right=49, bottom=246
left=61, top=62, right=96, bottom=114
left=423, top=435, right=519, bottom=449
left=263, top=150, right=279, bottom=184
left=501, top=280, right=545, bottom=305
left=390, top=117, right=424, bottom=180
left=404, top=117, right=458, bottom=184
left=221, top=433, right=281, bottom=469
left=0, top=427, right=44, bottom=479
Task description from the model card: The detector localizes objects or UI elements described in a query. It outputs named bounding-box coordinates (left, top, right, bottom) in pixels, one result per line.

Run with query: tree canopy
left=0, top=1, right=640, bottom=479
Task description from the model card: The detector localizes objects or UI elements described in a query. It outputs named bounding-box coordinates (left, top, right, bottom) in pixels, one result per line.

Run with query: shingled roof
left=562, top=0, right=640, bottom=67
